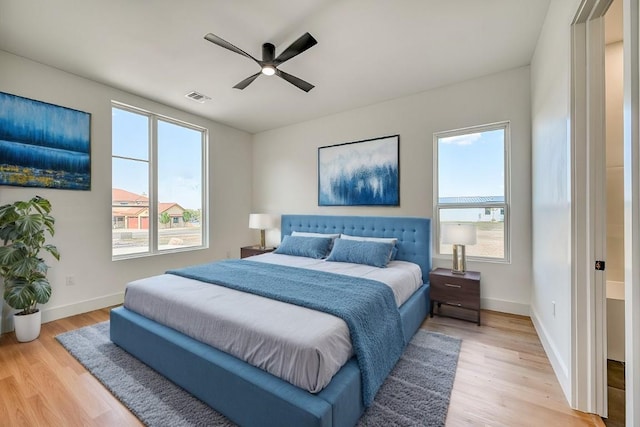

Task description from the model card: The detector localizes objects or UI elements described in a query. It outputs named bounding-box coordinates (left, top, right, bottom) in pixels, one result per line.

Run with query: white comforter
left=123, top=253, right=422, bottom=393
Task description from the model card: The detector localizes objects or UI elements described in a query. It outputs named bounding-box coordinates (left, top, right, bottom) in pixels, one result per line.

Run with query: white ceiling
left=0, top=0, right=551, bottom=134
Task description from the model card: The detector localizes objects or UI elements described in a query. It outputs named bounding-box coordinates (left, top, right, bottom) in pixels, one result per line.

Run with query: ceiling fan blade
left=204, top=33, right=260, bottom=65
left=275, top=69, right=314, bottom=92
left=273, top=33, right=317, bottom=66
left=233, top=72, right=261, bottom=90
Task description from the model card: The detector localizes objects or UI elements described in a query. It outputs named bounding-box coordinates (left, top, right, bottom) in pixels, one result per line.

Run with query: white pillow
left=292, top=231, right=340, bottom=239
left=339, top=234, right=397, bottom=245
left=291, top=231, right=340, bottom=239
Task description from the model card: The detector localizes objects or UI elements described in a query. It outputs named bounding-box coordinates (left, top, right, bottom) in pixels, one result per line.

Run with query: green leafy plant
left=0, top=196, right=60, bottom=315
left=183, top=209, right=200, bottom=223
left=159, top=211, right=170, bottom=226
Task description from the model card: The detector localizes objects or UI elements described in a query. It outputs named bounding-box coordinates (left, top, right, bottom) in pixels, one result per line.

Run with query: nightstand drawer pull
left=444, top=283, right=462, bottom=288
left=441, top=301, right=463, bottom=306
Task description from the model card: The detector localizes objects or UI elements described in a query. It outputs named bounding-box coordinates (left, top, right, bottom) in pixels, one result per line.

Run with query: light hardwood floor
left=0, top=308, right=605, bottom=426
left=423, top=310, right=605, bottom=426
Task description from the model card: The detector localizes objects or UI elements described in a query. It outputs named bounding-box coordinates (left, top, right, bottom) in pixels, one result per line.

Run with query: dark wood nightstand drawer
left=240, top=246, right=275, bottom=258
left=429, top=268, right=481, bottom=325
left=430, top=276, right=480, bottom=309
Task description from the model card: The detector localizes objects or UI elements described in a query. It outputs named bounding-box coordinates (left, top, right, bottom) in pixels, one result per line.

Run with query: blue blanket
left=166, top=259, right=406, bottom=407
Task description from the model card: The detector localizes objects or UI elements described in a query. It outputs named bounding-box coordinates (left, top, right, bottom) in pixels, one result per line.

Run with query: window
left=111, top=103, right=207, bottom=259
left=434, top=122, right=509, bottom=261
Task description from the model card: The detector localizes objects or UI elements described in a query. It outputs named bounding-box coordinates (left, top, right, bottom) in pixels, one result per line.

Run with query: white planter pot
left=14, top=310, right=41, bottom=342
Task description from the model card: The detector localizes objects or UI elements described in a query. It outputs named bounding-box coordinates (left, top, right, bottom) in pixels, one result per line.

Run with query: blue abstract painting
left=318, top=135, right=399, bottom=206
left=0, top=92, right=91, bottom=190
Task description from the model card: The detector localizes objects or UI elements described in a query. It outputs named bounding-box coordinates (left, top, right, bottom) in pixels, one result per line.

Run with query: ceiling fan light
left=261, top=66, right=276, bottom=76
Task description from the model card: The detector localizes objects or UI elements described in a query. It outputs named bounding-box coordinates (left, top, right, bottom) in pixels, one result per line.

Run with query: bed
left=110, top=214, right=432, bottom=427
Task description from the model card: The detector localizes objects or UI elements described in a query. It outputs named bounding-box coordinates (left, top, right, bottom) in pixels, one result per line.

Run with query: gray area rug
left=57, top=322, right=461, bottom=427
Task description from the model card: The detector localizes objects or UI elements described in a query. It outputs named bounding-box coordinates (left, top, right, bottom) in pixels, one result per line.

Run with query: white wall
left=253, top=66, right=533, bottom=315
left=606, top=41, right=625, bottom=284
left=0, top=50, right=253, bottom=332
left=606, top=41, right=626, bottom=363
left=530, top=0, right=581, bottom=402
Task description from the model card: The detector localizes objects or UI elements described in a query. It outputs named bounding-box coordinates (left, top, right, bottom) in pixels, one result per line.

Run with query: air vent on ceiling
left=185, top=91, right=211, bottom=103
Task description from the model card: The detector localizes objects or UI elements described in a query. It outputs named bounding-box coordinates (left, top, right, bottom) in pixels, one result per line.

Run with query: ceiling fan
left=204, top=32, right=317, bottom=92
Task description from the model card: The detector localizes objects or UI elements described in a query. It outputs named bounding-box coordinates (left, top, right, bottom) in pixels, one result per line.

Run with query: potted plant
left=0, top=196, right=60, bottom=342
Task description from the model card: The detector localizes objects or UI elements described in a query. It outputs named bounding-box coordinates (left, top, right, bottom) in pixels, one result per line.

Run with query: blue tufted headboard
left=281, top=215, right=432, bottom=285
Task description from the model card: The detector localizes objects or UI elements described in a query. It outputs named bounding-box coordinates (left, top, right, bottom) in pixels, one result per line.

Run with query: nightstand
left=240, top=245, right=275, bottom=258
left=429, top=267, right=481, bottom=325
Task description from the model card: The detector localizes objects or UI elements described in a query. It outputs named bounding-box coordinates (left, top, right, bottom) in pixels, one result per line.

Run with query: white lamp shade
left=441, top=223, right=477, bottom=245
left=249, top=213, right=273, bottom=230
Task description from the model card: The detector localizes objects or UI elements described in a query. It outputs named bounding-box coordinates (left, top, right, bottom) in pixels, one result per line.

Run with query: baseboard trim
left=530, top=304, right=571, bottom=403
left=1, top=292, right=124, bottom=334
left=43, top=292, right=125, bottom=324
left=481, top=297, right=529, bottom=316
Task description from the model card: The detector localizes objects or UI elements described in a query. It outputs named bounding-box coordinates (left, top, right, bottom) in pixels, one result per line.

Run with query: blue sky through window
left=157, top=119, right=202, bottom=210
left=438, top=129, right=504, bottom=201
left=112, top=107, right=203, bottom=210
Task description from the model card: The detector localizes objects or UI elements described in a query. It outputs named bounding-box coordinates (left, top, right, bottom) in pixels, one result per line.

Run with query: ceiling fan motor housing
left=262, top=43, right=275, bottom=62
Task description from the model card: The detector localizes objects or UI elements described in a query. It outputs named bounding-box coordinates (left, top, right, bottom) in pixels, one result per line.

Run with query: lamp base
left=259, top=229, right=266, bottom=249
left=451, top=244, right=467, bottom=275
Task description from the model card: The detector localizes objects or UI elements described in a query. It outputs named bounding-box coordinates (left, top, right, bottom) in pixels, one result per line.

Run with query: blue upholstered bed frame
left=110, top=215, right=431, bottom=427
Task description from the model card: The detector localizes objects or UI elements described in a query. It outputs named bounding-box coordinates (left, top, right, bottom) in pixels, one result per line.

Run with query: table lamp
left=441, top=223, right=477, bottom=274
left=249, top=213, right=273, bottom=249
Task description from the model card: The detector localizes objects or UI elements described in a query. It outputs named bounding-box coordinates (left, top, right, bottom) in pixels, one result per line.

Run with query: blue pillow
left=291, top=231, right=340, bottom=250
left=390, top=245, right=399, bottom=261
left=326, top=238, right=394, bottom=268
left=274, top=235, right=332, bottom=259
left=339, top=234, right=399, bottom=260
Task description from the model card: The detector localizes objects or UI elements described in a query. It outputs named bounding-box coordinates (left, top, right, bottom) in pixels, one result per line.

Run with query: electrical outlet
left=65, top=275, right=76, bottom=286
left=552, top=301, right=556, bottom=317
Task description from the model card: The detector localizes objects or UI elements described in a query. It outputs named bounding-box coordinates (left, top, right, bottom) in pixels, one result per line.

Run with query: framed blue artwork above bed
left=0, top=91, right=91, bottom=190
left=318, top=135, right=399, bottom=206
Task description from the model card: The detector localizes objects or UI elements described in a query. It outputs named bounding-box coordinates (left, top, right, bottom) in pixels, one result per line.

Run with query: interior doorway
left=603, top=1, right=625, bottom=425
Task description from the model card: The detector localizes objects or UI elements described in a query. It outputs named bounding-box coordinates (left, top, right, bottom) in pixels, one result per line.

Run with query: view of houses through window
left=434, top=122, right=509, bottom=260
left=111, top=104, right=206, bottom=258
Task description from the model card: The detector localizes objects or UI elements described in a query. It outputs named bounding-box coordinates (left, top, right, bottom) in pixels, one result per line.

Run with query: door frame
left=571, top=0, right=640, bottom=423
left=622, top=0, right=640, bottom=424
left=571, top=0, right=612, bottom=417
left=571, top=0, right=611, bottom=417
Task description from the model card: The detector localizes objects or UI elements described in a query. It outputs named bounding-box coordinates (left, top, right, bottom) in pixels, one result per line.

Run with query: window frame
left=111, top=101, right=208, bottom=260
left=433, top=121, right=511, bottom=263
